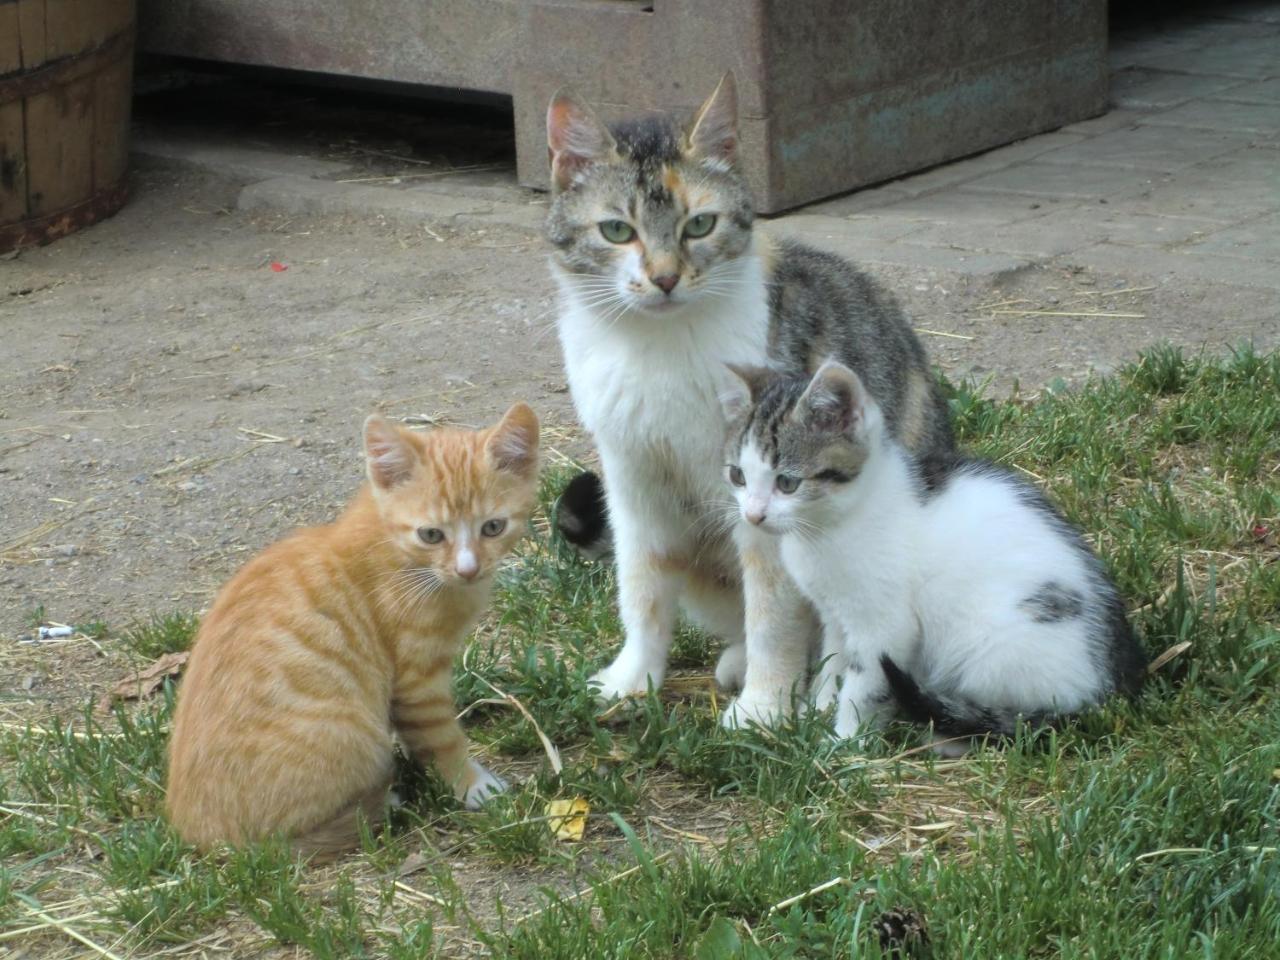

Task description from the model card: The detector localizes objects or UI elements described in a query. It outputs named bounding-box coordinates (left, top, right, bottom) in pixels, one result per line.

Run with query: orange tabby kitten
left=166, top=403, right=540, bottom=856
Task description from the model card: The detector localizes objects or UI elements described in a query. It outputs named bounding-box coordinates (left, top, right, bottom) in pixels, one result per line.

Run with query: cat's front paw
left=719, top=693, right=785, bottom=731
left=460, top=760, right=508, bottom=810
left=588, top=657, right=663, bottom=702
left=714, top=642, right=747, bottom=691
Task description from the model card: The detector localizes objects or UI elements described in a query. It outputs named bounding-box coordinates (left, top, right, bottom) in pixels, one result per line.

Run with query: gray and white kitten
left=545, top=73, right=953, bottom=727
left=722, top=360, right=1147, bottom=747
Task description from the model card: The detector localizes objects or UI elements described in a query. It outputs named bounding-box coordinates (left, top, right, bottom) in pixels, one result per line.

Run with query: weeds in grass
left=121, top=613, right=200, bottom=660
left=2, top=346, right=1277, bottom=958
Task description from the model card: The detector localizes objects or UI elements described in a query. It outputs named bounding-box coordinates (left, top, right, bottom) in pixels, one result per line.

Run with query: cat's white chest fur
left=553, top=254, right=769, bottom=497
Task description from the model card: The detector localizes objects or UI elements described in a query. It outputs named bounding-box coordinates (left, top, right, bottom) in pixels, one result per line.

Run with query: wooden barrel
left=0, top=0, right=135, bottom=253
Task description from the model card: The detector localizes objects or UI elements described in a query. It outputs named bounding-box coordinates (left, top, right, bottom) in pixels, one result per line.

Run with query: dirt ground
left=2, top=155, right=1277, bottom=715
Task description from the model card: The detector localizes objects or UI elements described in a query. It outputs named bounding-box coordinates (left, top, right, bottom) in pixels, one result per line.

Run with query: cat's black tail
left=878, top=655, right=1054, bottom=739
left=554, top=471, right=613, bottom=560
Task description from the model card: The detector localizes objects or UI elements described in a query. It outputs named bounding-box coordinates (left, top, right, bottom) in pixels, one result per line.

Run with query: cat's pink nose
left=651, top=273, right=679, bottom=295
left=456, top=551, right=479, bottom=580
left=746, top=509, right=766, bottom=526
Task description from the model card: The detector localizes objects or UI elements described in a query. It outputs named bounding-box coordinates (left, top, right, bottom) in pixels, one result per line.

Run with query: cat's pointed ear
left=487, top=402, right=541, bottom=477
left=721, top=362, right=772, bottom=420
left=685, top=72, right=738, bottom=166
left=547, top=90, right=616, bottom=192
left=363, top=415, right=416, bottom=490
left=795, top=359, right=866, bottom=434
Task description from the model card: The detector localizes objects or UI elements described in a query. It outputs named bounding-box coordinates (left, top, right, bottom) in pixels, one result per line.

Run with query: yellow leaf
left=546, top=798, right=590, bottom=842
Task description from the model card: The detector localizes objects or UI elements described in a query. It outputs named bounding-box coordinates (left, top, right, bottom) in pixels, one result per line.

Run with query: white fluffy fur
left=554, top=241, right=814, bottom=720
left=733, top=395, right=1115, bottom=741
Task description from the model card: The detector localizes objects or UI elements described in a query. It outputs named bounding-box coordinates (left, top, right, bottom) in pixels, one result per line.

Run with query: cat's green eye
left=417, top=527, right=445, bottom=545
left=600, top=220, right=636, bottom=244
left=683, top=213, right=717, bottom=240
left=776, top=474, right=801, bottom=494
left=728, top=465, right=745, bottom=487
left=481, top=518, right=508, bottom=538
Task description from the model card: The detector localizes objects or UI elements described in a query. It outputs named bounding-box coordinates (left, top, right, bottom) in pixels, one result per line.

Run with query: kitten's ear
left=720, top=362, right=772, bottom=419
left=487, top=402, right=541, bottom=477
left=547, top=90, right=616, bottom=192
left=363, top=415, right=416, bottom=490
left=795, top=359, right=867, bottom=434
left=685, top=72, right=738, bottom=166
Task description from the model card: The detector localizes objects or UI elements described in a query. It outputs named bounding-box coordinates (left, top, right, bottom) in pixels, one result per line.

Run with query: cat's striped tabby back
left=166, top=404, right=540, bottom=856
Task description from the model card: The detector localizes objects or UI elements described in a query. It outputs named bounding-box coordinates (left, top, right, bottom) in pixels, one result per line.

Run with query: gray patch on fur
left=932, top=458, right=1148, bottom=698
left=1022, top=581, right=1085, bottom=623
left=766, top=240, right=954, bottom=460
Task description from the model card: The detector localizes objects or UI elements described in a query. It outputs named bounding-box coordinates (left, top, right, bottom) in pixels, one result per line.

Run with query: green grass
left=1, top=345, right=1277, bottom=958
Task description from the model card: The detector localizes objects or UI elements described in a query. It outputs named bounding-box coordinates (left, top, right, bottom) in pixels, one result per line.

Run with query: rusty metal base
left=0, top=177, right=130, bottom=253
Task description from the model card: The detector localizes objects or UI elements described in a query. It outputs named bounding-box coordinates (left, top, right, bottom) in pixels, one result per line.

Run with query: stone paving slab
left=1218, top=78, right=1280, bottom=104
left=1033, top=125, right=1253, bottom=171
left=1140, top=36, right=1280, bottom=79
left=959, top=162, right=1166, bottom=201
left=1142, top=99, right=1280, bottom=133
left=1110, top=70, right=1251, bottom=109
left=1189, top=212, right=1280, bottom=261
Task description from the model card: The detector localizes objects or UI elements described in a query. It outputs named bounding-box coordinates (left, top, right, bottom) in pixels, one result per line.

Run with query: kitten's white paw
left=719, top=693, right=784, bottom=731
left=461, top=760, right=508, bottom=810
left=810, top=668, right=841, bottom=713
left=714, top=642, right=747, bottom=691
left=588, top=658, right=663, bottom=701
left=929, top=737, right=974, bottom=759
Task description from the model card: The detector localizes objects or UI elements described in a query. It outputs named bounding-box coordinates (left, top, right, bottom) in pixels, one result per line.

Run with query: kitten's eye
left=599, top=220, right=636, bottom=244
left=728, top=465, right=745, bottom=487
left=776, top=475, right=801, bottom=494
left=683, top=213, right=717, bottom=239
left=481, top=518, right=508, bottom=538
left=417, top=527, right=445, bottom=545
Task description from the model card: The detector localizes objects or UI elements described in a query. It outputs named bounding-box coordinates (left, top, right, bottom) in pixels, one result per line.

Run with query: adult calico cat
left=546, top=74, right=953, bottom=726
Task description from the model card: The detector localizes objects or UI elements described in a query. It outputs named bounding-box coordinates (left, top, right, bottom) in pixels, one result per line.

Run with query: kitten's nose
left=455, top=550, right=479, bottom=581
left=746, top=509, right=766, bottom=526
left=651, top=273, right=679, bottom=295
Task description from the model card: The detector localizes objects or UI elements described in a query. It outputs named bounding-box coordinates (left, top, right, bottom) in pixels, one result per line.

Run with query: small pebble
left=177, top=481, right=198, bottom=492
left=289, top=467, right=302, bottom=476
left=56, top=544, right=79, bottom=557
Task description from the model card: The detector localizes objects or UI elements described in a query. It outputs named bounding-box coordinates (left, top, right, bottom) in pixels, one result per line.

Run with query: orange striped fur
left=166, top=403, right=540, bottom=856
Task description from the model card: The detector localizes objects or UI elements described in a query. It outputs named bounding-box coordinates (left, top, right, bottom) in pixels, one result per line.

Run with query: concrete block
left=132, top=129, right=354, bottom=182
left=1143, top=100, right=1280, bottom=134
left=1109, top=69, right=1250, bottom=109
left=964, top=161, right=1167, bottom=201
left=138, top=0, right=1110, bottom=214
left=1036, top=125, right=1253, bottom=172
left=236, top=176, right=546, bottom=235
